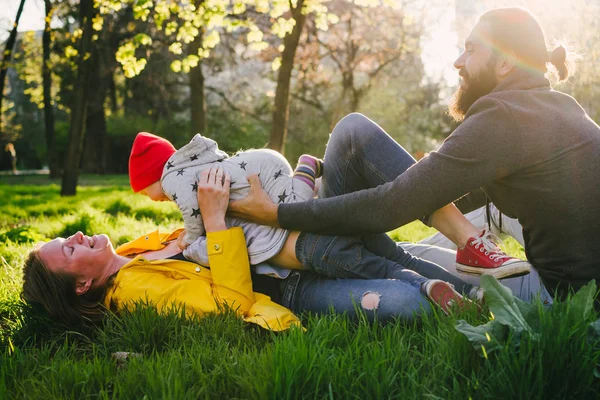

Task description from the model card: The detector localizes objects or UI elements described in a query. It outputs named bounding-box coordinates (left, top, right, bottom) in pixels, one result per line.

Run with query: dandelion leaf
left=455, top=319, right=507, bottom=356
left=480, top=275, right=532, bottom=333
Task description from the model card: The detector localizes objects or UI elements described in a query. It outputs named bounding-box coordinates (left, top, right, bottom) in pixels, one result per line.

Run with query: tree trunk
left=108, top=70, right=117, bottom=113
left=330, top=72, right=353, bottom=130
left=82, top=12, right=123, bottom=174
left=61, top=0, right=95, bottom=196
left=83, top=103, right=107, bottom=173
left=123, top=78, right=130, bottom=115
left=43, top=0, right=60, bottom=178
left=0, top=0, right=26, bottom=135
left=188, top=32, right=206, bottom=135
left=82, top=42, right=112, bottom=174
left=269, top=0, right=306, bottom=154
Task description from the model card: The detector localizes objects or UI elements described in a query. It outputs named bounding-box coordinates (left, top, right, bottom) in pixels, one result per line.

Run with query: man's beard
left=448, top=58, right=499, bottom=122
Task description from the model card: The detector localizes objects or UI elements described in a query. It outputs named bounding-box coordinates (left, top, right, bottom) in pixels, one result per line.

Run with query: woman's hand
left=197, top=167, right=230, bottom=232
left=228, top=174, right=280, bottom=227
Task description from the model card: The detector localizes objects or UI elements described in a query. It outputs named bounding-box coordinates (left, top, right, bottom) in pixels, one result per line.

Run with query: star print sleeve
left=161, top=174, right=206, bottom=245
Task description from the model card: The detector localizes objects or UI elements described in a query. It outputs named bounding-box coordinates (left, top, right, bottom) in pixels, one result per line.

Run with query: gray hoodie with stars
left=161, top=134, right=314, bottom=266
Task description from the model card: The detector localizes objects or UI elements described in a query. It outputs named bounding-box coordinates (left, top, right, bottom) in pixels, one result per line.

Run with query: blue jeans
left=284, top=113, right=472, bottom=321
left=295, top=231, right=472, bottom=293
left=285, top=271, right=432, bottom=323
left=295, top=232, right=427, bottom=285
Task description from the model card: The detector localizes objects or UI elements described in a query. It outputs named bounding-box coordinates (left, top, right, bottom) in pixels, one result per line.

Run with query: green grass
left=0, top=175, right=598, bottom=399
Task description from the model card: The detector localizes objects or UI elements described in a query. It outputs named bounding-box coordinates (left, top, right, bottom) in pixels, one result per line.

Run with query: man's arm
left=275, top=97, right=522, bottom=235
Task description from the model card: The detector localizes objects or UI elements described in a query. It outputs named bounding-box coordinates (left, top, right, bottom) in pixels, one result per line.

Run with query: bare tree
left=313, top=1, right=421, bottom=128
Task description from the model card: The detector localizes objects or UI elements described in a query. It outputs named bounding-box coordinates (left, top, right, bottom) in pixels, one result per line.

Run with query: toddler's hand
left=177, top=230, right=189, bottom=250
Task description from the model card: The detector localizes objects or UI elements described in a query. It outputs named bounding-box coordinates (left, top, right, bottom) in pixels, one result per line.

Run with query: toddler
left=129, top=132, right=321, bottom=266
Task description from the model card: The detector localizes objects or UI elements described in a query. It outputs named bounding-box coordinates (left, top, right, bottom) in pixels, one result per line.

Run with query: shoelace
left=469, top=226, right=510, bottom=262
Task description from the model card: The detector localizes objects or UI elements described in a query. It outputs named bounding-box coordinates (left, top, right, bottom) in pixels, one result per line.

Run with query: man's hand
left=197, top=168, right=230, bottom=232
left=229, top=174, right=280, bottom=227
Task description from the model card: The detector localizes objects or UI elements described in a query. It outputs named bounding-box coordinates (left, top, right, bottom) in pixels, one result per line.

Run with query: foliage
left=0, top=97, right=21, bottom=141
left=205, top=107, right=270, bottom=153
left=2, top=0, right=600, bottom=175
left=97, top=0, right=275, bottom=78
left=0, top=226, right=45, bottom=245
left=457, top=277, right=599, bottom=358
left=295, top=0, right=424, bottom=127
left=13, top=31, right=66, bottom=112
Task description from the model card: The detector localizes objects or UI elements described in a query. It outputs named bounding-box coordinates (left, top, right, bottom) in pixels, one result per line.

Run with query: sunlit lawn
left=0, top=174, right=598, bottom=399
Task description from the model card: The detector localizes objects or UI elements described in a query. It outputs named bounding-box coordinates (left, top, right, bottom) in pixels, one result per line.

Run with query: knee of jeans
left=330, top=113, right=372, bottom=147
left=360, top=291, right=381, bottom=310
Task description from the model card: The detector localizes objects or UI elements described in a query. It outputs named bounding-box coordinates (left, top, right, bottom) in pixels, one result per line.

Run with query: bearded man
left=231, top=8, right=600, bottom=302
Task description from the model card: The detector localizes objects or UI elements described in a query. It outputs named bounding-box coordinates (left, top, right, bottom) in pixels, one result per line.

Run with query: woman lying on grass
left=21, top=168, right=479, bottom=329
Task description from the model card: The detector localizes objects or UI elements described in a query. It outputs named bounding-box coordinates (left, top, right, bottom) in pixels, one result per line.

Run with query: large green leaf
left=480, top=275, right=533, bottom=333
left=512, top=295, right=540, bottom=331
left=455, top=276, right=541, bottom=357
left=455, top=319, right=507, bottom=356
left=569, top=280, right=597, bottom=320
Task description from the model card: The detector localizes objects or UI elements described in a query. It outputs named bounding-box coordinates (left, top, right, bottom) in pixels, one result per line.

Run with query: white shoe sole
left=455, top=261, right=531, bottom=280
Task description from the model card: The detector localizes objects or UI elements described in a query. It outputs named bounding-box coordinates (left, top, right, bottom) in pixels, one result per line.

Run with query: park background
left=1, top=0, right=600, bottom=398
left=0, top=0, right=598, bottom=186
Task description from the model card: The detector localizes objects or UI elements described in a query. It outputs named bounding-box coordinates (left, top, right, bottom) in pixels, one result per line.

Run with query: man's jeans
left=295, top=231, right=473, bottom=293
left=280, top=113, right=475, bottom=322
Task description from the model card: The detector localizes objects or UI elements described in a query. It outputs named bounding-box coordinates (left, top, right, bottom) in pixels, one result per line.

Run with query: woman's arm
left=181, top=167, right=232, bottom=264
left=197, top=168, right=256, bottom=305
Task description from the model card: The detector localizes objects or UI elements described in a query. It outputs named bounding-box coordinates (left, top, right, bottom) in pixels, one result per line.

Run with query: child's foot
left=298, top=155, right=323, bottom=177
left=456, top=228, right=531, bottom=279
left=293, top=155, right=324, bottom=190
left=422, top=280, right=466, bottom=315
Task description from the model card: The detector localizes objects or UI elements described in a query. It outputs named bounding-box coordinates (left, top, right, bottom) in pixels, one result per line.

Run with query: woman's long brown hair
left=21, top=249, right=114, bottom=325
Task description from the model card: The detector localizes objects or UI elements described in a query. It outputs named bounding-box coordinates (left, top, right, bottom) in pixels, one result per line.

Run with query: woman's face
left=38, top=232, right=115, bottom=293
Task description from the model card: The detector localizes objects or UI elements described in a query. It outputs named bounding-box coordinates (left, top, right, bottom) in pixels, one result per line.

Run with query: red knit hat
left=129, top=132, right=176, bottom=192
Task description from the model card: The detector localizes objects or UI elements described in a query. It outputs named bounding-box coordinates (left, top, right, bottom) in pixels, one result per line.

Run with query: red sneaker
left=423, top=280, right=466, bottom=315
left=456, top=228, right=531, bottom=279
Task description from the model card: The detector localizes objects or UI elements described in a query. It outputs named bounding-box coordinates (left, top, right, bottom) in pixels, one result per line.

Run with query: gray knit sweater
left=279, top=69, right=600, bottom=295
left=161, top=134, right=314, bottom=265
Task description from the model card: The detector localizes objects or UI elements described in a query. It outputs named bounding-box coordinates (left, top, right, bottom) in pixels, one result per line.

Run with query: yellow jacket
left=103, top=227, right=301, bottom=331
